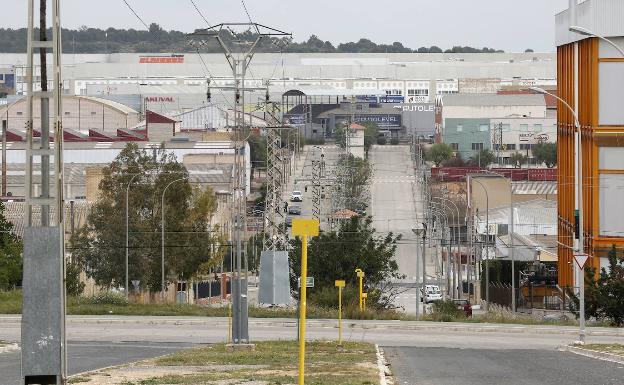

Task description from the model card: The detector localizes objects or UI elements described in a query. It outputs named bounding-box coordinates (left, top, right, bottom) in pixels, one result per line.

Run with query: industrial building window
left=91, top=111, right=97, bottom=115
left=456, top=124, right=463, bottom=132
left=450, top=143, right=459, bottom=151
left=519, top=143, right=533, bottom=150
left=533, top=124, right=542, bottom=132
left=479, top=124, right=489, bottom=132
left=505, top=144, right=516, bottom=150
left=471, top=143, right=484, bottom=150
left=520, top=124, right=529, bottom=132
left=501, top=124, right=511, bottom=132
left=599, top=147, right=624, bottom=237
left=16, top=111, right=22, bottom=115
left=407, top=89, right=428, bottom=96
left=64, top=111, right=70, bottom=115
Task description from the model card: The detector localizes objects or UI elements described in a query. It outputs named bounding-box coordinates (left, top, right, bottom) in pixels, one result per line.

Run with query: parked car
left=288, top=206, right=302, bottom=215
left=420, top=285, right=442, bottom=304
left=453, top=299, right=473, bottom=317
left=290, top=190, right=303, bottom=202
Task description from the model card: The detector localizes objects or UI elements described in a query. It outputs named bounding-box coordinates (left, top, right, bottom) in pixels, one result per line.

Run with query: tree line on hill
left=0, top=24, right=511, bottom=54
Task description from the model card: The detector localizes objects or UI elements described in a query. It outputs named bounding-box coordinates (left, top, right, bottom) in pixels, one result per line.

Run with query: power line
left=240, top=0, right=255, bottom=25
left=189, top=0, right=212, bottom=28
left=121, top=0, right=150, bottom=30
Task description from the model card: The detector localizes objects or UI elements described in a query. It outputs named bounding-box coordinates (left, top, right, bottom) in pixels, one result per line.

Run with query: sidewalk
left=2, top=315, right=623, bottom=337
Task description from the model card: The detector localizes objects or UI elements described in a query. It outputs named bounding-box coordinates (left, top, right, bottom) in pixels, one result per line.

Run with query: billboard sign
left=379, top=95, right=405, bottom=103
left=337, top=114, right=402, bottom=128
left=283, top=114, right=306, bottom=125
left=139, top=55, right=185, bottom=64
left=356, top=95, right=379, bottom=103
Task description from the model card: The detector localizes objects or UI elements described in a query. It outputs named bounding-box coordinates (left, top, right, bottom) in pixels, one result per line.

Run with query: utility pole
left=2, top=118, right=6, bottom=197
left=22, top=1, right=66, bottom=384
left=189, top=23, right=291, bottom=344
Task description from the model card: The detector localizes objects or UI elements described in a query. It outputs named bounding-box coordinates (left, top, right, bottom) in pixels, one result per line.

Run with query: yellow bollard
left=335, top=280, right=345, bottom=346
left=362, top=292, right=368, bottom=312
left=292, top=218, right=320, bottom=385
left=355, top=268, right=365, bottom=312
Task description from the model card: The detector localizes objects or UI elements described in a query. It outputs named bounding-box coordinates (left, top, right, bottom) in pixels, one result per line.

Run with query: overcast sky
left=4, top=0, right=570, bottom=52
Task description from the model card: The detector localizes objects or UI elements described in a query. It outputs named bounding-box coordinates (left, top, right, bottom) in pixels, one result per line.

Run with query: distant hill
left=0, top=23, right=506, bottom=54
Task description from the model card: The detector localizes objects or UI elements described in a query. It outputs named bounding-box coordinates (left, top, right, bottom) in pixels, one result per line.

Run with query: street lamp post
left=161, top=177, right=186, bottom=302
left=432, top=197, right=461, bottom=299
left=431, top=200, right=455, bottom=298
left=125, top=174, right=142, bottom=300
left=529, top=86, right=584, bottom=341
left=471, top=178, right=490, bottom=311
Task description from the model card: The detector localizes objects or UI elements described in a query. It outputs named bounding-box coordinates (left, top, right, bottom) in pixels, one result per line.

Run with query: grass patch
left=581, top=344, right=624, bottom=356
left=148, top=340, right=378, bottom=385
left=0, top=290, right=411, bottom=320
left=67, top=376, right=91, bottom=384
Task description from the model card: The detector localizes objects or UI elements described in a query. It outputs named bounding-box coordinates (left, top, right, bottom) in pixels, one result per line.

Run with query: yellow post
left=355, top=268, right=365, bottom=312
left=362, top=292, right=368, bottom=312
left=335, top=280, right=345, bottom=346
left=293, top=218, right=320, bottom=385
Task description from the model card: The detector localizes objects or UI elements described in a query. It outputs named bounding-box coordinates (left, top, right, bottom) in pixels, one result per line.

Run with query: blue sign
left=283, top=114, right=306, bottom=125
left=356, top=95, right=379, bottom=103
left=379, top=95, right=405, bottom=104
left=337, top=114, right=402, bottom=128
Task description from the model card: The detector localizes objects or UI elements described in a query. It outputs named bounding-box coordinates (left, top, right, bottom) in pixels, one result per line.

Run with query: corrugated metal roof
left=442, top=93, right=546, bottom=107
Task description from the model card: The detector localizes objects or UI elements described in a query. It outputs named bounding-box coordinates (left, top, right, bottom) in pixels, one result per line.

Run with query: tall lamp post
left=161, top=177, right=186, bottom=301
left=432, top=197, right=461, bottom=299
left=471, top=177, right=490, bottom=311
left=125, top=174, right=142, bottom=300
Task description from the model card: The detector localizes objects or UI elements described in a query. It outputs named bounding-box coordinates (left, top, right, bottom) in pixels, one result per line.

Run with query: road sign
left=574, top=254, right=590, bottom=270
left=335, top=280, right=345, bottom=287
left=298, top=276, right=314, bottom=288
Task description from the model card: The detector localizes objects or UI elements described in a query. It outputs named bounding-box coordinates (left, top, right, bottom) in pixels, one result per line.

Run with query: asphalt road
left=2, top=316, right=624, bottom=384
left=370, top=145, right=421, bottom=282
left=384, top=347, right=624, bottom=385
left=1, top=341, right=195, bottom=385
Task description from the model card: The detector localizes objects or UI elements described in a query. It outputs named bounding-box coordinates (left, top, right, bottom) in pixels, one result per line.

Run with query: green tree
left=336, top=154, right=372, bottom=212
left=470, top=149, right=496, bottom=168
left=0, top=201, right=22, bottom=291
left=532, top=142, right=557, bottom=168
left=570, top=245, right=624, bottom=326
left=334, top=123, right=347, bottom=148
left=289, top=217, right=403, bottom=309
left=362, top=122, right=379, bottom=156
left=70, top=143, right=221, bottom=291
left=509, top=152, right=528, bottom=168
left=426, top=144, right=453, bottom=166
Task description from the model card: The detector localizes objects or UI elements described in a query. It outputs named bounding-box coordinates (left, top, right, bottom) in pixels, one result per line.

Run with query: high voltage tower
left=311, top=158, right=322, bottom=220
left=264, top=126, right=286, bottom=251
left=188, top=23, right=291, bottom=344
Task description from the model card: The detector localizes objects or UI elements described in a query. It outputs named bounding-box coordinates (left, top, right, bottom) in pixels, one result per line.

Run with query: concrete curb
left=376, top=344, right=393, bottom=385
left=2, top=315, right=624, bottom=337
left=559, top=345, right=624, bottom=365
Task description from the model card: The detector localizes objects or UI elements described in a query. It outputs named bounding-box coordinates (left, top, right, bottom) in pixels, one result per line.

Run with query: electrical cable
left=121, top=0, right=150, bottom=30
left=189, top=0, right=212, bottom=27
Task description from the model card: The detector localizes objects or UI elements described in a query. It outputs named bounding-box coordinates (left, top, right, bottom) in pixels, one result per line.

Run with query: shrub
left=429, top=299, right=464, bottom=322
left=81, top=291, right=129, bottom=306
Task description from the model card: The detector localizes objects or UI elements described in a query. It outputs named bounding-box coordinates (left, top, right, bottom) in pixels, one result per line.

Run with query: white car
left=290, top=190, right=303, bottom=202
left=421, top=285, right=442, bottom=304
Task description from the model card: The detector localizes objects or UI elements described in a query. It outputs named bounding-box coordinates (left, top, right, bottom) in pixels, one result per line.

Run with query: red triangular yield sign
left=574, top=254, right=589, bottom=270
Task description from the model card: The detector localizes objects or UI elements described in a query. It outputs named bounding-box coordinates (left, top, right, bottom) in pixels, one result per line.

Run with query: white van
left=421, top=285, right=442, bottom=303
